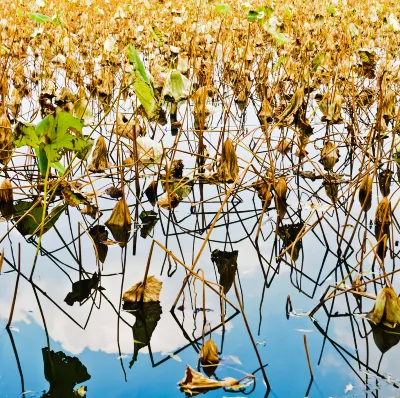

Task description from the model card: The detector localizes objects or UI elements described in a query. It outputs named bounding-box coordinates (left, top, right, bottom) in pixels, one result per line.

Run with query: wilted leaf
left=123, top=275, right=162, bottom=303
left=366, top=287, right=400, bottom=328
left=200, top=338, right=220, bottom=376
left=179, top=365, right=247, bottom=395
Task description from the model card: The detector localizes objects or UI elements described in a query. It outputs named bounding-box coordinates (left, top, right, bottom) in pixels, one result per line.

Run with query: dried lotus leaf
left=123, top=275, right=162, bottom=303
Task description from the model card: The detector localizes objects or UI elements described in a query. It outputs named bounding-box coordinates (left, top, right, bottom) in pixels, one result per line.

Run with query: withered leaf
left=123, top=275, right=162, bottom=303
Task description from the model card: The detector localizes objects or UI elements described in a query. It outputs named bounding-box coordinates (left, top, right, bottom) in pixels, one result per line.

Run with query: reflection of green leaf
left=28, top=12, right=50, bottom=24
left=162, top=177, right=193, bottom=198
left=13, top=201, right=65, bottom=236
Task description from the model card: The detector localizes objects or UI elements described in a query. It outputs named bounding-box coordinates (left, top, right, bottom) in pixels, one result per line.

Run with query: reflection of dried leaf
left=123, top=276, right=162, bottom=303
left=211, top=249, right=238, bottom=294
left=64, top=273, right=100, bottom=306
left=139, top=210, right=158, bottom=238
left=369, top=323, right=400, bottom=354
left=124, top=301, right=162, bottom=368
left=89, top=225, right=108, bottom=263
left=378, top=169, right=392, bottom=197
left=145, top=181, right=158, bottom=206
left=179, top=365, right=240, bottom=395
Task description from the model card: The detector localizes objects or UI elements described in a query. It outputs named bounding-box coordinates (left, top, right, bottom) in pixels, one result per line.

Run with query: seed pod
left=105, top=186, right=123, bottom=199
left=0, top=113, right=12, bottom=164
left=378, top=169, right=392, bottom=197
left=359, top=174, right=373, bottom=212
left=320, top=141, right=339, bottom=171
left=88, top=136, right=108, bottom=173
left=200, top=338, right=220, bottom=376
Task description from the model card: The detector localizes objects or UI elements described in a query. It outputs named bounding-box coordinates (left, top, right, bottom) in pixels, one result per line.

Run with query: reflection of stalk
left=233, top=280, right=270, bottom=391
left=6, top=326, right=25, bottom=394
left=29, top=162, right=50, bottom=280
left=6, top=243, right=20, bottom=328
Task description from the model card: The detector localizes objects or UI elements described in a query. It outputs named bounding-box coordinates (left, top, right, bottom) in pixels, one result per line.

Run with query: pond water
left=1, top=94, right=400, bottom=398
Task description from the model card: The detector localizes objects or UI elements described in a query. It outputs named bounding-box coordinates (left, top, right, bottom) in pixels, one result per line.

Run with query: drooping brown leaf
left=214, top=138, right=239, bottom=183
left=105, top=199, right=132, bottom=244
left=123, top=275, right=162, bottom=303
left=0, top=113, right=12, bottom=164
left=320, top=141, right=339, bottom=171
left=200, top=338, right=220, bottom=376
left=88, top=135, right=108, bottom=173
left=278, top=87, right=304, bottom=123
left=0, top=179, right=13, bottom=203
left=366, top=287, right=400, bottom=328
left=378, top=169, right=392, bottom=197
left=359, top=174, right=373, bottom=212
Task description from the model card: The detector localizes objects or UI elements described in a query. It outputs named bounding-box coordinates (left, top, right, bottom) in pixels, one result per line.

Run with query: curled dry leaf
left=88, top=135, right=108, bottom=173
left=123, top=275, right=162, bottom=303
left=214, top=138, right=239, bottom=183
left=367, top=287, right=400, bottom=328
left=105, top=199, right=131, bottom=244
left=320, top=141, right=339, bottom=171
left=178, top=365, right=241, bottom=395
left=0, top=113, right=12, bottom=164
left=200, top=338, right=220, bottom=376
